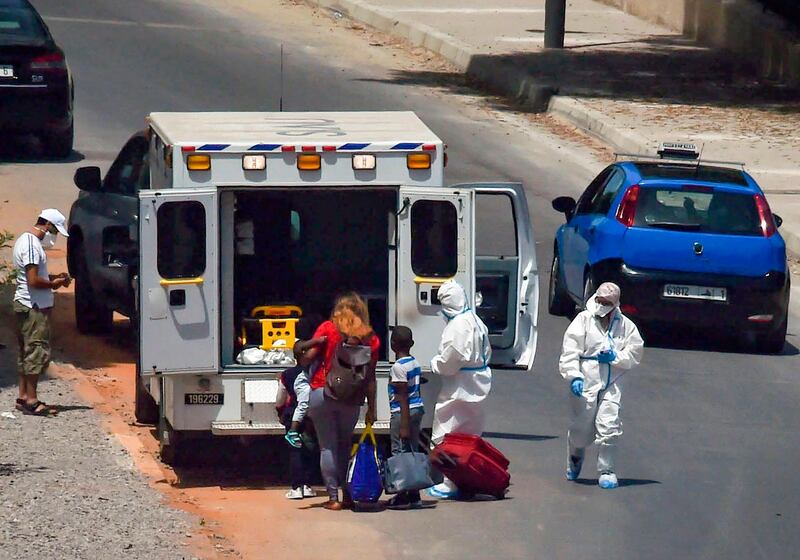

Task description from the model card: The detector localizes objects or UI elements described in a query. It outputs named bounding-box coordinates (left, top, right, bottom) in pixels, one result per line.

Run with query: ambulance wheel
left=548, top=251, right=574, bottom=316
left=134, top=367, right=158, bottom=425
left=74, top=245, right=113, bottom=334
left=159, top=422, right=188, bottom=467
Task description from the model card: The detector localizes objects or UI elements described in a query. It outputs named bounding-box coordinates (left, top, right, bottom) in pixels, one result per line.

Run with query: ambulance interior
left=221, top=188, right=398, bottom=366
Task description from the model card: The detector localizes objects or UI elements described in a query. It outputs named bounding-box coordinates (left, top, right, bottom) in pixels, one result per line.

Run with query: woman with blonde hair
left=305, top=293, right=380, bottom=510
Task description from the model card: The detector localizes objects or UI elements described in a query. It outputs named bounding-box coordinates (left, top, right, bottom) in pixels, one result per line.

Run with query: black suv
left=0, top=0, right=74, bottom=157
left=68, top=132, right=148, bottom=333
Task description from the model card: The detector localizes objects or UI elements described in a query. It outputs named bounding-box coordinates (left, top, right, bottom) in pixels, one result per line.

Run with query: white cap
left=38, top=208, right=69, bottom=237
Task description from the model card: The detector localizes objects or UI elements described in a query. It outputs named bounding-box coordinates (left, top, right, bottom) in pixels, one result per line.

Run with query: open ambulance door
left=139, top=189, right=219, bottom=376
left=396, top=187, right=473, bottom=367
left=455, top=182, right=538, bottom=371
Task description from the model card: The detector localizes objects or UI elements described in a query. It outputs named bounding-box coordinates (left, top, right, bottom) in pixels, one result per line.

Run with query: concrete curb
left=304, top=0, right=555, bottom=110
left=547, top=96, right=654, bottom=155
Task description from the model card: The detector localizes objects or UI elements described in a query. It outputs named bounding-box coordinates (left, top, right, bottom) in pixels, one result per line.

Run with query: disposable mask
left=36, top=227, right=57, bottom=250
left=595, top=303, right=616, bottom=317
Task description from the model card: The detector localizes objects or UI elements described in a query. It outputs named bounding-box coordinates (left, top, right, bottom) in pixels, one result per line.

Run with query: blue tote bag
left=347, top=423, right=383, bottom=503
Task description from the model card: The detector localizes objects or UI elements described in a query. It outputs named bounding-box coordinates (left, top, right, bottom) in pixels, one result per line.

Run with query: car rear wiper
left=645, top=221, right=702, bottom=231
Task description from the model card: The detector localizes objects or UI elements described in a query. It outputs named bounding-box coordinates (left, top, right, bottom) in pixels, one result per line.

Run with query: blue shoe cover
left=565, top=456, right=583, bottom=481
left=427, top=484, right=460, bottom=500
left=598, top=472, right=618, bottom=489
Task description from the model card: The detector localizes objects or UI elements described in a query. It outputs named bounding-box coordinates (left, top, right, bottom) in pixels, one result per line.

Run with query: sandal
left=322, top=500, right=344, bottom=511
left=15, top=398, right=25, bottom=412
left=22, top=400, right=57, bottom=417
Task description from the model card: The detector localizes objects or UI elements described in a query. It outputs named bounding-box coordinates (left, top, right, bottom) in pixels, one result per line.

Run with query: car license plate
left=0, top=65, right=14, bottom=78
left=184, top=393, right=224, bottom=405
left=663, top=284, right=727, bottom=301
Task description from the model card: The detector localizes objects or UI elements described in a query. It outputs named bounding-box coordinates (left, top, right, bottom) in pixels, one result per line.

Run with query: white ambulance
left=135, top=111, right=538, bottom=464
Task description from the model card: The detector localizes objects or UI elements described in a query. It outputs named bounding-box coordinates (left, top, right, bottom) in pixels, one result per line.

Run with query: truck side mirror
left=552, top=196, right=576, bottom=221
left=774, top=214, right=783, bottom=228
left=74, top=166, right=101, bottom=192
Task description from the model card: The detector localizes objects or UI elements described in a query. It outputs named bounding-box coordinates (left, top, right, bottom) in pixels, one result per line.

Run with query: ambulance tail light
left=407, top=153, right=431, bottom=170
left=352, top=154, right=376, bottom=170
left=297, top=154, right=321, bottom=171
left=242, top=154, right=266, bottom=170
left=187, top=154, right=211, bottom=171
left=616, top=184, right=640, bottom=227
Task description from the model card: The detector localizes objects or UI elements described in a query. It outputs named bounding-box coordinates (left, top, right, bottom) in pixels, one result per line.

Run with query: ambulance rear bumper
left=211, top=419, right=391, bottom=436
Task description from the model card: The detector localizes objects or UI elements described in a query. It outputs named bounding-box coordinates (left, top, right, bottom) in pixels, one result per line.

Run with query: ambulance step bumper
left=210, top=420, right=390, bottom=435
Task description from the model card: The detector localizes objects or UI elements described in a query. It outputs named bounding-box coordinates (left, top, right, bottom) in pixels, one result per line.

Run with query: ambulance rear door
left=139, top=188, right=219, bottom=375
left=456, top=182, right=538, bottom=370
left=396, top=186, right=473, bottom=366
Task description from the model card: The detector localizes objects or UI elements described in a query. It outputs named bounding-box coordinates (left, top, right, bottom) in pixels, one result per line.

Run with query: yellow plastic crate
left=241, top=305, right=302, bottom=350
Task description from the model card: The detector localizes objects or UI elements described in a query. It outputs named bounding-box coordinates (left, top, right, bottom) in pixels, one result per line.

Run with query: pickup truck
left=67, top=132, right=147, bottom=333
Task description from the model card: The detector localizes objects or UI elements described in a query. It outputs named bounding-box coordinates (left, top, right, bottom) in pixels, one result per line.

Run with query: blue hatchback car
left=550, top=149, right=789, bottom=353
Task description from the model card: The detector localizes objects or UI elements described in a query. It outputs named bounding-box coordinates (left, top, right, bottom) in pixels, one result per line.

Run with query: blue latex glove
left=597, top=349, right=617, bottom=364
left=285, top=430, right=302, bottom=448
left=570, top=378, right=584, bottom=397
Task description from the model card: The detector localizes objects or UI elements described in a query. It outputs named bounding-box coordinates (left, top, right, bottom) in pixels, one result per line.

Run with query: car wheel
left=134, top=365, right=158, bottom=425
left=582, top=272, right=596, bottom=310
left=74, top=244, right=113, bottom=334
left=548, top=252, right=574, bottom=316
left=43, top=122, right=73, bottom=159
left=756, top=313, right=787, bottom=354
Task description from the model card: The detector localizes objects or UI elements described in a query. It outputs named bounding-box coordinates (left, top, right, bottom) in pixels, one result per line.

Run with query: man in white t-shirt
left=12, top=209, right=72, bottom=416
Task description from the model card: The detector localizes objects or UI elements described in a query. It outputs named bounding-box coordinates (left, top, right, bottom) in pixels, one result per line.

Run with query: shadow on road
left=0, top=135, right=84, bottom=164
left=483, top=431, right=558, bottom=442
left=574, top=477, right=661, bottom=488
left=359, top=35, right=800, bottom=114
left=643, top=324, right=799, bottom=356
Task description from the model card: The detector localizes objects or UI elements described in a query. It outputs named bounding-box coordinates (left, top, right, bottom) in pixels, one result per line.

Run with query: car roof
left=0, top=0, right=35, bottom=9
left=619, top=161, right=760, bottom=193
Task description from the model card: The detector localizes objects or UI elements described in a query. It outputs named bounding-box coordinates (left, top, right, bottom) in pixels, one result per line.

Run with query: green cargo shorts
left=14, top=300, right=52, bottom=377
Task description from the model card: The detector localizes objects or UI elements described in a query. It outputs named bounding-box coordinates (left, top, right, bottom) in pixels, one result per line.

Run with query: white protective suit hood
left=438, top=280, right=468, bottom=320
left=588, top=282, right=621, bottom=317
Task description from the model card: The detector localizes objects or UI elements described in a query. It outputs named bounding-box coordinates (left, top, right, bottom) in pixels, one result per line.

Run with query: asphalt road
left=11, top=1, right=800, bottom=558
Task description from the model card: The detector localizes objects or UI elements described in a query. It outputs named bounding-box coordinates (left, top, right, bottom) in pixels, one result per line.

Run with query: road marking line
left=43, top=15, right=219, bottom=32
left=43, top=15, right=137, bottom=26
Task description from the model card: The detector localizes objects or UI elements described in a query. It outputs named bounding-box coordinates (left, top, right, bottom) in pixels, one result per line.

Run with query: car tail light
left=30, top=51, right=67, bottom=74
left=621, top=304, right=638, bottom=315
left=754, top=194, right=776, bottom=237
left=616, top=184, right=640, bottom=227
left=748, top=314, right=774, bottom=323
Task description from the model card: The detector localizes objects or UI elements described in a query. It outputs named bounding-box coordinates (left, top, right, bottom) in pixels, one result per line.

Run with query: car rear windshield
left=634, top=163, right=748, bottom=186
left=0, top=8, right=48, bottom=45
left=634, top=187, right=762, bottom=236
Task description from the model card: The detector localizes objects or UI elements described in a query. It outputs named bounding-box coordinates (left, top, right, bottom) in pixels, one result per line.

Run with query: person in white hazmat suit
left=427, top=280, right=492, bottom=499
left=559, top=282, right=644, bottom=489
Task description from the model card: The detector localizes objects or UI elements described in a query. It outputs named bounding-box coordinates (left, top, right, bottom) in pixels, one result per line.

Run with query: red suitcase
left=429, top=433, right=510, bottom=499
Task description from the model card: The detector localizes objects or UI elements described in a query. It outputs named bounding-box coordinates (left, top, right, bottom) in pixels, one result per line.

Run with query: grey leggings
left=308, top=388, right=361, bottom=500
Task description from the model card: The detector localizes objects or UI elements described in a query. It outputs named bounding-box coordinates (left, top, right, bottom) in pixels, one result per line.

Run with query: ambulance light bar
left=242, top=154, right=266, bottom=170
left=297, top=153, right=321, bottom=171
left=352, top=154, right=376, bottom=170
left=407, top=153, right=431, bottom=170
left=187, top=154, right=211, bottom=171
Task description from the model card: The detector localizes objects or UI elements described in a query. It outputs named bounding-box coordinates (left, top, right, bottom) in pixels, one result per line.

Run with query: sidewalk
left=305, top=0, right=800, bottom=255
